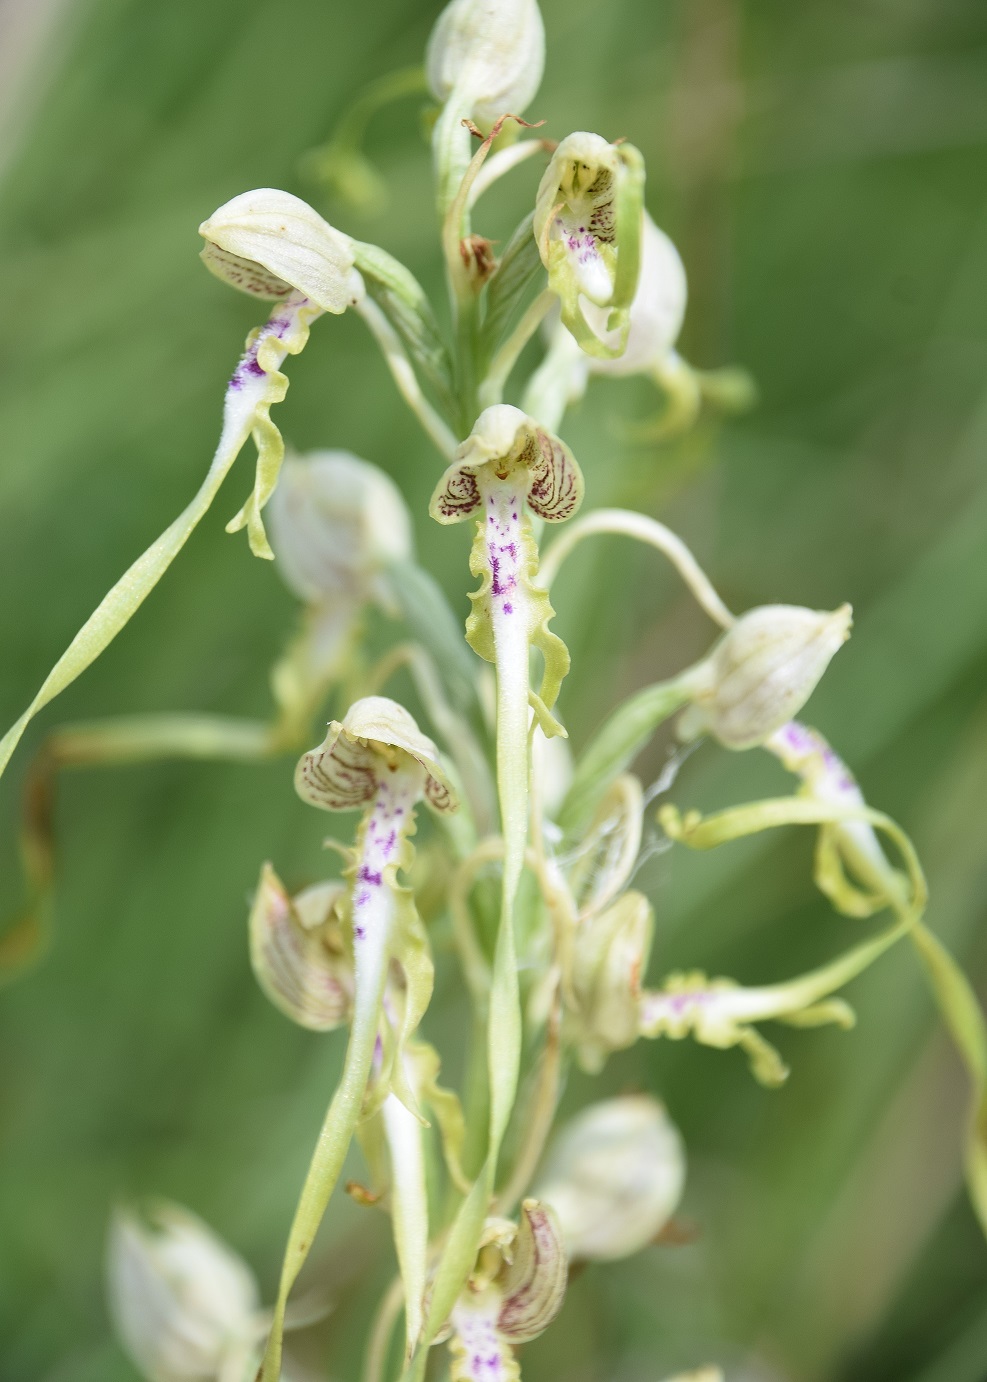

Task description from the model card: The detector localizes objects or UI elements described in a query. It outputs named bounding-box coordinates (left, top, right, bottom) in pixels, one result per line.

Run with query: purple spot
left=356, top=890, right=370, bottom=908
left=503, top=602, right=513, bottom=613
left=354, top=924, right=366, bottom=939
left=512, top=511, right=517, bottom=520
left=358, top=866, right=383, bottom=886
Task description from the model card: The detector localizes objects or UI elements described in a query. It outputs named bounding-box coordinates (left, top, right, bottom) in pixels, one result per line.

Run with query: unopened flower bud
left=267, top=450, right=413, bottom=607
left=426, top=0, right=545, bottom=124
left=679, top=603, right=852, bottom=750
left=199, top=188, right=362, bottom=314
left=569, top=890, right=653, bottom=1072
left=535, top=1096, right=686, bottom=1262
left=107, top=1202, right=261, bottom=1382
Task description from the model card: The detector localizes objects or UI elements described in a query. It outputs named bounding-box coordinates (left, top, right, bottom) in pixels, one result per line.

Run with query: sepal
left=199, top=188, right=362, bottom=315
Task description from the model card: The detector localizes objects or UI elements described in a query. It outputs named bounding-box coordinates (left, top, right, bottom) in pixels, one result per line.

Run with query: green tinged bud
left=427, top=0, right=545, bottom=124
left=535, top=1096, right=686, bottom=1261
left=679, top=603, right=853, bottom=750
left=267, top=450, right=413, bottom=608
left=107, top=1203, right=262, bottom=1382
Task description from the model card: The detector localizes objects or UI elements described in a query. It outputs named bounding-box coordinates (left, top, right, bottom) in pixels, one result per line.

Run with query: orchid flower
left=533, top=132, right=645, bottom=359
left=437, top=1200, right=567, bottom=1382
left=552, top=774, right=654, bottom=1071
left=524, top=213, right=753, bottom=436
left=0, top=189, right=363, bottom=784
left=257, top=696, right=458, bottom=1381
left=764, top=720, right=987, bottom=1232
left=638, top=962, right=864, bottom=1088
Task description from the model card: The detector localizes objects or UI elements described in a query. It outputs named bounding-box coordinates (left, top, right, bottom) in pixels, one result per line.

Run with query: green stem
left=540, top=507, right=734, bottom=629
left=260, top=937, right=389, bottom=1382
left=478, top=289, right=555, bottom=409
left=355, top=297, right=458, bottom=459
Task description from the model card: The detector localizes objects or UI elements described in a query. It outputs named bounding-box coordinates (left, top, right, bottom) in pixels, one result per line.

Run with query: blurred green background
left=2, top=0, right=987, bottom=1378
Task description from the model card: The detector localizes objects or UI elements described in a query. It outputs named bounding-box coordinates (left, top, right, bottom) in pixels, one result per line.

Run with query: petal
left=294, top=723, right=379, bottom=812
left=496, top=1200, right=567, bottom=1343
left=248, top=864, right=353, bottom=1031
left=429, top=458, right=483, bottom=524
left=522, top=428, right=584, bottom=523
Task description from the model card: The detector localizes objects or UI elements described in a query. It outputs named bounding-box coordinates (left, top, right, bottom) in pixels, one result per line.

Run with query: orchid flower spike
left=107, top=1202, right=265, bottom=1382
left=0, top=192, right=365, bottom=785
left=427, top=0, right=545, bottom=211
left=677, top=603, right=853, bottom=750
left=533, top=131, right=645, bottom=359
left=535, top=1096, right=685, bottom=1262
left=440, top=1200, right=567, bottom=1382
left=258, top=698, right=457, bottom=1381
left=266, top=450, right=414, bottom=731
